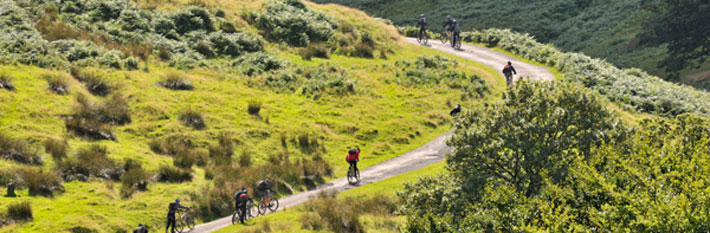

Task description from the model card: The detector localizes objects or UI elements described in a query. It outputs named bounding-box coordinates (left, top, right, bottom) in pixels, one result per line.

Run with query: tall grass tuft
left=180, top=108, right=206, bottom=130
left=5, top=200, right=32, bottom=222
left=56, top=144, right=123, bottom=181
left=120, top=160, right=150, bottom=199
left=42, top=73, right=71, bottom=94
left=18, top=167, right=64, bottom=197
left=157, top=165, right=193, bottom=183
left=0, top=73, right=16, bottom=91
left=44, top=137, right=68, bottom=161
left=0, top=133, right=42, bottom=165
left=247, top=100, right=262, bottom=115
left=158, top=72, right=194, bottom=90
left=70, top=68, right=113, bottom=96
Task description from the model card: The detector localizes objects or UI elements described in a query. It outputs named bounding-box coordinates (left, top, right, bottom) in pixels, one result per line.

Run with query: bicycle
left=232, top=199, right=256, bottom=225
left=175, top=209, right=195, bottom=233
left=417, top=29, right=429, bottom=45
left=451, top=33, right=461, bottom=50
left=347, top=165, right=361, bottom=185
left=441, top=30, right=452, bottom=45
left=257, top=192, right=280, bottom=215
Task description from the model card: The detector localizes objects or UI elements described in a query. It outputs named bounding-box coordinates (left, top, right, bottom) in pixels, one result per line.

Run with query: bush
left=70, top=68, right=113, bottom=96
left=238, top=150, right=253, bottom=167
left=63, top=117, right=115, bottom=141
left=157, top=165, right=192, bottom=183
left=247, top=100, right=262, bottom=115
left=300, top=192, right=364, bottom=233
left=65, top=93, right=129, bottom=140
left=173, top=150, right=197, bottom=169
left=0, top=73, right=15, bottom=91
left=171, top=6, right=216, bottom=35
left=301, top=64, right=356, bottom=98
left=207, top=32, right=264, bottom=57
left=395, top=56, right=488, bottom=98
left=56, top=144, right=123, bottom=181
left=120, top=164, right=149, bottom=199
left=5, top=200, right=32, bottom=222
left=0, top=133, right=42, bottom=165
left=158, top=72, right=193, bottom=90
left=180, top=108, right=206, bottom=130
left=235, top=52, right=287, bottom=76
left=149, top=135, right=194, bottom=156
left=18, top=167, right=64, bottom=197
left=123, top=57, right=139, bottom=70
left=45, top=137, right=68, bottom=161
left=43, top=73, right=71, bottom=94
left=250, top=0, right=338, bottom=47
left=300, top=43, right=330, bottom=60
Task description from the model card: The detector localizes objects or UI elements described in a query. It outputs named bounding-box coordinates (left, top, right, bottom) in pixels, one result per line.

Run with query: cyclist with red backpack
left=346, top=146, right=360, bottom=173
left=502, top=61, right=517, bottom=87
left=234, top=187, right=250, bottom=224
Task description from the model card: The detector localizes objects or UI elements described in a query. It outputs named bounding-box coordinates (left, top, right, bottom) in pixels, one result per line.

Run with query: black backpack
left=348, top=148, right=357, bottom=155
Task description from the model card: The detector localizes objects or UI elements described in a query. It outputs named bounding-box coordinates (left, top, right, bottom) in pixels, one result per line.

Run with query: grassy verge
left=214, top=162, right=446, bottom=233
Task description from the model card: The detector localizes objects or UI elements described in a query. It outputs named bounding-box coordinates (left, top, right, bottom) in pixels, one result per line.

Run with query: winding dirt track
left=190, top=38, right=554, bottom=233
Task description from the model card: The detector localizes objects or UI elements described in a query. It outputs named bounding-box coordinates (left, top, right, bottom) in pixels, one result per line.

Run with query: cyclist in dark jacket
left=451, top=20, right=461, bottom=46
left=234, top=187, right=250, bottom=224
left=416, top=14, right=428, bottom=40
left=257, top=179, right=273, bottom=207
left=133, top=224, right=148, bottom=233
left=450, top=104, right=462, bottom=117
left=166, top=199, right=189, bottom=233
left=502, top=61, right=518, bottom=86
left=443, top=15, right=454, bottom=32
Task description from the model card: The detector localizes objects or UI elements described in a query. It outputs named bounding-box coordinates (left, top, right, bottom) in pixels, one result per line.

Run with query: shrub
left=45, top=137, right=68, bottom=161
left=18, top=167, right=64, bottom=197
left=43, top=73, right=71, bottom=94
left=158, top=72, right=193, bottom=90
left=5, top=200, right=32, bottom=222
left=157, top=165, right=192, bottom=183
left=120, top=165, right=149, bottom=199
left=250, top=0, right=338, bottom=47
left=238, top=150, right=253, bottom=167
left=219, top=20, right=236, bottom=33
left=0, top=73, right=15, bottom=91
left=247, top=100, right=262, bottom=115
left=0, top=133, right=42, bottom=165
left=65, top=93, right=130, bottom=140
left=301, top=64, right=356, bottom=97
left=171, top=6, right=216, bottom=35
left=71, top=68, right=113, bottom=96
left=173, top=150, right=197, bottom=168
left=149, top=135, right=194, bottom=156
left=215, top=9, right=226, bottom=18
left=300, top=192, right=364, bottom=233
left=207, top=32, right=264, bottom=57
left=234, top=52, right=286, bottom=76
left=123, top=57, right=139, bottom=70
left=64, top=117, right=115, bottom=141
left=395, top=56, right=488, bottom=98
left=56, top=144, right=123, bottom=181
left=180, top=108, right=206, bottom=130
left=300, top=43, right=330, bottom=60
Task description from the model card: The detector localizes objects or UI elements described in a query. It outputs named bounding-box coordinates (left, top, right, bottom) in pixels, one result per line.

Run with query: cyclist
left=257, top=179, right=273, bottom=208
left=234, top=187, right=250, bottom=224
left=416, top=14, right=428, bottom=41
left=346, top=146, right=361, bottom=173
left=450, top=104, right=461, bottom=117
left=133, top=224, right=148, bottom=233
left=502, top=61, right=518, bottom=86
left=451, top=19, right=461, bottom=47
left=166, top=199, right=190, bottom=233
left=443, top=15, right=454, bottom=39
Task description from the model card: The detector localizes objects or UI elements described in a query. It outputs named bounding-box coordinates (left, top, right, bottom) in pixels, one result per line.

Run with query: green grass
left=214, top=162, right=446, bottom=233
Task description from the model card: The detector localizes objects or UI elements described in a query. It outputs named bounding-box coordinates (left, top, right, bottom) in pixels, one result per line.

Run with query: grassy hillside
left=0, top=0, right=501, bottom=232
left=313, top=0, right=710, bottom=89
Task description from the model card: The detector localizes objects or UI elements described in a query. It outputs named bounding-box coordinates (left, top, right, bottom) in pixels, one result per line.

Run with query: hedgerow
left=461, top=28, right=710, bottom=116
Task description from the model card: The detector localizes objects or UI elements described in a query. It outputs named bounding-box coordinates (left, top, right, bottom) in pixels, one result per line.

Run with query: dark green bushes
left=234, top=52, right=287, bottom=76
left=0, top=133, right=42, bottom=165
left=158, top=72, right=193, bottom=90
left=249, top=0, right=338, bottom=47
left=0, top=73, right=15, bottom=91
left=247, top=100, right=262, bottom=115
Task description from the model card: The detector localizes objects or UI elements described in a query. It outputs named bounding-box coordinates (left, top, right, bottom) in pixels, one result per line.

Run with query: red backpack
left=238, top=193, right=248, bottom=202
left=504, top=65, right=511, bottom=73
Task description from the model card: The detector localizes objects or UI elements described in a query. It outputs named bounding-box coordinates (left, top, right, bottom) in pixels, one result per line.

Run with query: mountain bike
left=417, top=29, right=429, bottom=45
left=232, top=199, right=256, bottom=225
left=257, top=192, right=280, bottom=215
left=441, top=30, right=452, bottom=45
left=451, top=33, right=461, bottom=50
left=176, top=209, right=195, bottom=233
left=347, top=165, right=360, bottom=185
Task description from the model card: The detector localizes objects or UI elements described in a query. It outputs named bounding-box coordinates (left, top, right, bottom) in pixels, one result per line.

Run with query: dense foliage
left=394, top=55, right=489, bottom=99
left=249, top=0, right=338, bottom=47
left=400, top=81, right=710, bottom=232
left=460, top=28, right=710, bottom=117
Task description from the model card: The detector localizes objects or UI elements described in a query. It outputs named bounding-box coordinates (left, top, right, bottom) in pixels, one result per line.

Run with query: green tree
left=642, top=0, right=710, bottom=77
left=447, top=81, right=623, bottom=197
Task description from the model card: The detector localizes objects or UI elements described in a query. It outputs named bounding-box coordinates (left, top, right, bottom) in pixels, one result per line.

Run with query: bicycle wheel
left=268, top=197, right=279, bottom=212
left=440, top=33, right=448, bottom=45
left=355, top=170, right=361, bottom=182
left=183, top=213, right=195, bottom=230
left=423, top=33, right=429, bottom=45
left=257, top=199, right=268, bottom=216
left=246, top=200, right=256, bottom=220
left=232, top=211, right=238, bottom=225
left=347, top=169, right=356, bottom=184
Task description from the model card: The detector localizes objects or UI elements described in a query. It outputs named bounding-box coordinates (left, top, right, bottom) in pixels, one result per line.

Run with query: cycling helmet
left=242, top=186, right=247, bottom=192
left=175, top=198, right=180, bottom=203
left=420, top=14, right=424, bottom=17
left=446, top=15, right=451, bottom=18
left=452, top=19, right=457, bottom=23
left=265, top=178, right=271, bottom=184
